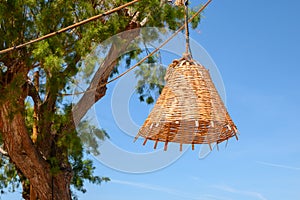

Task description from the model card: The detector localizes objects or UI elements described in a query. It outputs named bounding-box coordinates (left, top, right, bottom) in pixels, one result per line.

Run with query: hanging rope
left=184, top=0, right=191, bottom=58
left=62, top=0, right=212, bottom=97
left=0, top=0, right=139, bottom=55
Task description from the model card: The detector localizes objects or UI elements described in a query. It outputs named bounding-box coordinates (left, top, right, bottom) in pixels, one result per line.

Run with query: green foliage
left=46, top=105, right=110, bottom=193
left=0, top=0, right=202, bottom=197
left=0, top=157, right=20, bottom=195
left=70, top=155, right=110, bottom=195
left=71, top=120, right=110, bottom=157
left=190, top=6, right=203, bottom=29
left=135, top=53, right=166, bottom=104
left=80, top=54, right=98, bottom=84
left=24, top=100, right=34, bottom=134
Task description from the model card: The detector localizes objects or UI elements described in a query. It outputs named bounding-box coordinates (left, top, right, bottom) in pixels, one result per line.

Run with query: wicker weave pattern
left=135, top=58, right=238, bottom=150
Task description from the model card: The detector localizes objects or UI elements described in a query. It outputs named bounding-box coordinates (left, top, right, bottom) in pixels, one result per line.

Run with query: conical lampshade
left=134, top=57, right=238, bottom=151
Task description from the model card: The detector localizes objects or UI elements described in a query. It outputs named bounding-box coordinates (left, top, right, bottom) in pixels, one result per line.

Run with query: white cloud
left=256, top=161, right=300, bottom=171
left=212, top=184, right=268, bottom=200
left=111, top=179, right=177, bottom=195
left=111, top=179, right=227, bottom=200
left=201, top=194, right=233, bottom=200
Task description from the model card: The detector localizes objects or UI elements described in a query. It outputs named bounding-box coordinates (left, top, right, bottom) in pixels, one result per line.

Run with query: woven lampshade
left=134, top=57, right=238, bottom=151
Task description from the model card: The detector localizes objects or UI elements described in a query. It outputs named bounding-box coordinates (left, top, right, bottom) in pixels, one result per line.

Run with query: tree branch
left=26, top=79, right=42, bottom=107
left=0, top=145, right=8, bottom=156
left=72, top=21, right=140, bottom=126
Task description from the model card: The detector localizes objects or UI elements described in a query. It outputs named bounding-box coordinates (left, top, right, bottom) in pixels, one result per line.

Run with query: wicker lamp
left=134, top=57, right=238, bottom=151
left=134, top=0, right=238, bottom=151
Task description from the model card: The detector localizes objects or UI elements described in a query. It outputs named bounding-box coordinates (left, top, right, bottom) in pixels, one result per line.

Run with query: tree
left=0, top=0, right=200, bottom=199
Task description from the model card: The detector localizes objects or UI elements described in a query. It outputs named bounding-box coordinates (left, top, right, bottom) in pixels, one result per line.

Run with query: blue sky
left=4, top=0, right=300, bottom=199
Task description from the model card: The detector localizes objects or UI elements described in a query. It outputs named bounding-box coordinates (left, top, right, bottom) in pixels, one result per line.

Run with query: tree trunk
left=30, top=184, right=37, bottom=200
left=0, top=100, right=72, bottom=200
left=0, top=13, right=141, bottom=200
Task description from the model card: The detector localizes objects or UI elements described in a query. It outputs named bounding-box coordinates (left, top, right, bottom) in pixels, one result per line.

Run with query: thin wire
left=0, top=0, right=139, bottom=55
left=61, top=0, right=212, bottom=97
